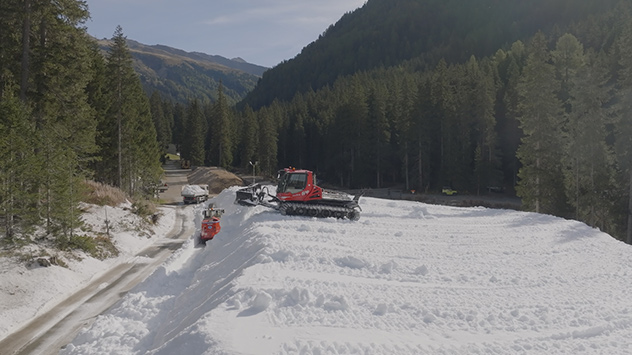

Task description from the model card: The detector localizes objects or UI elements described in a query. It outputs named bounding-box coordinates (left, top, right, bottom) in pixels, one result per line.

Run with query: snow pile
left=181, top=185, right=208, bottom=196
left=62, top=189, right=632, bottom=354
left=0, top=202, right=176, bottom=340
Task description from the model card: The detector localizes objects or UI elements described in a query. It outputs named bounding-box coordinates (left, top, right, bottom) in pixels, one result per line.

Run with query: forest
left=3, top=0, right=632, bottom=250
left=0, top=1, right=161, bottom=248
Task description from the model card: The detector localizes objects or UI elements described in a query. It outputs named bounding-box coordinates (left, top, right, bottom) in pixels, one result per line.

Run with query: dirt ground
left=186, top=166, right=244, bottom=195
left=158, top=160, right=245, bottom=205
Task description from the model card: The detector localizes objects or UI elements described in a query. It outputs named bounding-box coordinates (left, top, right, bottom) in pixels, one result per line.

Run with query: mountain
left=240, top=0, right=621, bottom=109
left=96, top=38, right=269, bottom=104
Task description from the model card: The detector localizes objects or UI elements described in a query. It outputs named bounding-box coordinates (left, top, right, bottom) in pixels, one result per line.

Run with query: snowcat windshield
left=278, top=172, right=307, bottom=193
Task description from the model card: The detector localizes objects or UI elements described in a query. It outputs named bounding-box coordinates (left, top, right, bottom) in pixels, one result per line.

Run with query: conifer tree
left=183, top=99, right=206, bottom=166
left=366, top=84, right=389, bottom=188
left=172, top=102, right=187, bottom=153
left=551, top=34, right=584, bottom=109
left=515, top=32, right=565, bottom=214
left=430, top=60, right=459, bottom=189
left=207, top=83, right=233, bottom=168
left=150, top=91, right=170, bottom=153
left=564, top=50, right=614, bottom=230
left=0, top=90, right=37, bottom=240
left=465, top=56, right=500, bottom=193
left=390, top=76, right=418, bottom=191
left=238, top=105, right=259, bottom=169
left=25, top=0, right=97, bottom=237
left=614, top=20, right=632, bottom=243
left=102, top=26, right=160, bottom=196
left=257, top=106, right=278, bottom=176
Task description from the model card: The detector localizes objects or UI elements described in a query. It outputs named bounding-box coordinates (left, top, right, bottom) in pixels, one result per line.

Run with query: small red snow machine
left=200, top=204, right=224, bottom=245
left=235, top=167, right=361, bottom=220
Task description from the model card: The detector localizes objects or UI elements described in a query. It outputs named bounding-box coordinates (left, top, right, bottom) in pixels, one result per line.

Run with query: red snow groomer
left=235, top=167, right=361, bottom=220
left=200, top=205, right=224, bottom=244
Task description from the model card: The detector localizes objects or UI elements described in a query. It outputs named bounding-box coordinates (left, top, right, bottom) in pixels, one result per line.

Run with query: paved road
left=0, top=161, right=194, bottom=355
left=159, top=160, right=190, bottom=204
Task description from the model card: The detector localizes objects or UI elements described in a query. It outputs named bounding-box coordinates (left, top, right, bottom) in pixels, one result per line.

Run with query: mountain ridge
left=95, top=37, right=268, bottom=104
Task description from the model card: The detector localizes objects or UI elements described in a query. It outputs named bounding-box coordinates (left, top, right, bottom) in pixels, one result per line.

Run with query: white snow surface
left=182, top=185, right=208, bottom=197
left=4, top=187, right=632, bottom=354
left=0, top=201, right=177, bottom=340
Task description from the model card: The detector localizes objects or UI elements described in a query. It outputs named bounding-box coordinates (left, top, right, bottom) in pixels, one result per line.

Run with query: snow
left=182, top=184, right=208, bottom=197
left=3, top=187, right=632, bottom=354
left=0, top=201, right=177, bottom=341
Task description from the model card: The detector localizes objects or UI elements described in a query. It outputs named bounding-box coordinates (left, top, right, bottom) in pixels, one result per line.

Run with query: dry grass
left=82, top=180, right=128, bottom=206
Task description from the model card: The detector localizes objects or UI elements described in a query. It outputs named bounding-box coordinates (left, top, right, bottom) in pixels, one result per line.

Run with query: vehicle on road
left=181, top=184, right=209, bottom=204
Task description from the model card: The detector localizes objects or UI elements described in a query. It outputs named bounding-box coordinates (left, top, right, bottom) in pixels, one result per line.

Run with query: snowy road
left=0, top=206, right=192, bottom=355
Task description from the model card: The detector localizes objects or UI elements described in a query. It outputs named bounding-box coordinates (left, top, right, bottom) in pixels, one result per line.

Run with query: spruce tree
left=515, top=32, right=565, bottom=214
left=25, top=0, right=96, bottom=237
left=564, top=50, right=614, bottom=231
left=257, top=106, right=279, bottom=177
left=614, top=20, right=632, bottom=243
left=239, top=105, right=259, bottom=170
left=150, top=91, right=170, bottom=153
left=208, top=83, right=233, bottom=168
left=102, top=26, right=161, bottom=196
left=366, top=84, right=389, bottom=188
left=0, top=90, right=37, bottom=240
left=183, top=99, right=206, bottom=166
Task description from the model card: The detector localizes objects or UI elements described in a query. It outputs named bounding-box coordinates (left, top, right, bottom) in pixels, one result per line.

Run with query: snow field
left=0, top=202, right=177, bottom=341
left=63, top=187, right=632, bottom=354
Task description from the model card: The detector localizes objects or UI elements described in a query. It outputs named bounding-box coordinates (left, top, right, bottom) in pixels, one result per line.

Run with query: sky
left=83, top=0, right=367, bottom=68
left=3, top=184, right=632, bottom=353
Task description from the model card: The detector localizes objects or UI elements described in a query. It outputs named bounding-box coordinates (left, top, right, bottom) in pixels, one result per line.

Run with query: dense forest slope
left=240, top=0, right=621, bottom=109
left=96, top=39, right=267, bottom=104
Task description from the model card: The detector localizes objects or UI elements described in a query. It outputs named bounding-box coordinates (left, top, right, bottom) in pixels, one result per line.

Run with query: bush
left=82, top=180, right=128, bottom=206
left=132, top=200, right=158, bottom=219
left=57, top=234, right=119, bottom=260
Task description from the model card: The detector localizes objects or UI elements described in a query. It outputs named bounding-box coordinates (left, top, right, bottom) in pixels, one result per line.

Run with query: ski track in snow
left=62, top=187, right=632, bottom=354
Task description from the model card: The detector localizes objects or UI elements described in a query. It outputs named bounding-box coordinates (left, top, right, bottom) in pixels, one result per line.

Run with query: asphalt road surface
left=0, top=162, right=193, bottom=355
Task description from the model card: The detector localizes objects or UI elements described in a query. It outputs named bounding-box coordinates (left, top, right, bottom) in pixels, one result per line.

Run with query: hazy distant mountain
left=96, top=38, right=268, bottom=104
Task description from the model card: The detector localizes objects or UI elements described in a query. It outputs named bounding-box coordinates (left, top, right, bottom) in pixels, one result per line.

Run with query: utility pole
left=249, top=161, right=258, bottom=185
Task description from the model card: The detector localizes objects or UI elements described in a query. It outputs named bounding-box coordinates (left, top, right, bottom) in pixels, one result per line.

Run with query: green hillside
left=96, top=39, right=267, bottom=105
left=240, top=0, right=621, bottom=109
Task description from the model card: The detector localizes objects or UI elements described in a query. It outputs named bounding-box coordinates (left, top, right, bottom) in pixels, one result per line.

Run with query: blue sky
left=83, top=0, right=366, bottom=68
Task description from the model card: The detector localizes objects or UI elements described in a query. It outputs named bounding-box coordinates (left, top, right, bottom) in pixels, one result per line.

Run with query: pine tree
left=515, top=32, right=566, bottom=215
left=0, top=90, right=37, bottom=240
left=366, top=84, right=389, bottom=188
left=238, top=105, right=259, bottom=169
left=465, top=56, right=500, bottom=194
left=431, top=59, right=460, bottom=189
left=257, top=106, right=278, bottom=176
left=391, top=76, right=418, bottom=191
left=150, top=91, right=170, bottom=153
left=564, top=49, right=614, bottom=231
left=102, top=26, right=160, bottom=196
left=24, top=0, right=97, bottom=237
left=614, top=20, right=632, bottom=243
left=183, top=99, right=206, bottom=166
left=551, top=33, right=585, bottom=112
left=208, top=83, right=233, bottom=168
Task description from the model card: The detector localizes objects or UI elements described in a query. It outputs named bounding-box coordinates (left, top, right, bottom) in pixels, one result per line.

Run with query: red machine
left=200, top=205, right=224, bottom=244
left=235, top=167, right=361, bottom=220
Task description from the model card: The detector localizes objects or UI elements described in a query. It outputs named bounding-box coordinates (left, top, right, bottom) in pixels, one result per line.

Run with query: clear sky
left=83, top=0, right=366, bottom=68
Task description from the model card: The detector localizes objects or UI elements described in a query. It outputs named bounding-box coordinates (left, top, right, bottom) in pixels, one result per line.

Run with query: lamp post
left=249, top=161, right=258, bottom=185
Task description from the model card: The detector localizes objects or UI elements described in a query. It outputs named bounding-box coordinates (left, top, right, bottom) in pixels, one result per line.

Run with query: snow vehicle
left=199, top=204, right=224, bottom=244
left=235, top=167, right=361, bottom=220
left=181, top=184, right=209, bottom=204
